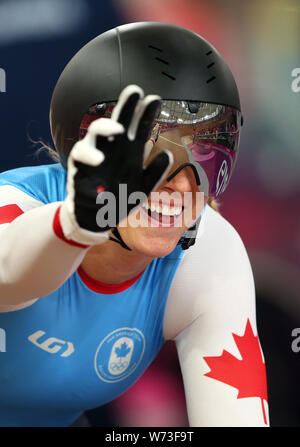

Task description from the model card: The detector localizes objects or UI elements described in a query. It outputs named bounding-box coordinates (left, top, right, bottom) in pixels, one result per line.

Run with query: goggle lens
left=79, top=100, right=242, bottom=197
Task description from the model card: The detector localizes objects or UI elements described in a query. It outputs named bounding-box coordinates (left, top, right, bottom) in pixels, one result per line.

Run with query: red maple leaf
left=203, top=319, right=268, bottom=425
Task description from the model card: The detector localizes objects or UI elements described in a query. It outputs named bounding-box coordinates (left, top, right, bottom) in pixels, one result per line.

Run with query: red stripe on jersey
left=0, top=204, right=24, bottom=223
left=52, top=206, right=90, bottom=249
left=77, top=265, right=145, bottom=294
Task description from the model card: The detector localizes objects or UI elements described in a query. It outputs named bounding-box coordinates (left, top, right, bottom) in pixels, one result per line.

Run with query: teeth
left=172, top=207, right=182, bottom=216
left=162, top=205, right=171, bottom=215
left=142, top=202, right=182, bottom=216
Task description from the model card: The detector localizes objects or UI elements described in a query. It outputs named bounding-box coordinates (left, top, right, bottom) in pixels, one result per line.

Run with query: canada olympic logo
left=94, top=328, right=146, bottom=383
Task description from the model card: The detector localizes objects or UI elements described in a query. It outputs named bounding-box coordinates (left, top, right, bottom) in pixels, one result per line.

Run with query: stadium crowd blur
left=0, top=0, right=299, bottom=426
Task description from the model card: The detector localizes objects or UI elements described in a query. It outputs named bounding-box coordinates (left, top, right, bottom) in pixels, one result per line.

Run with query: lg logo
left=0, top=329, right=74, bottom=356
left=291, top=68, right=300, bottom=93
left=28, top=330, right=74, bottom=357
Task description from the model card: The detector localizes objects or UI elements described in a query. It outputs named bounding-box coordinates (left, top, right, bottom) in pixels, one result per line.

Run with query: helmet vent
left=161, top=71, right=176, bottom=81
left=155, top=57, right=169, bottom=65
left=206, top=76, right=216, bottom=84
left=148, top=44, right=163, bottom=52
left=148, top=45, right=176, bottom=81
left=205, top=51, right=216, bottom=83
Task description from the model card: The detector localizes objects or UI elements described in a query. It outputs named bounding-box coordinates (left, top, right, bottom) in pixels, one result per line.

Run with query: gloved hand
left=59, top=85, right=173, bottom=246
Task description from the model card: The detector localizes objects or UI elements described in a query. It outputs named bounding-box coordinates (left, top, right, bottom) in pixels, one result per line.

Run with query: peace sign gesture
left=59, top=85, right=173, bottom=246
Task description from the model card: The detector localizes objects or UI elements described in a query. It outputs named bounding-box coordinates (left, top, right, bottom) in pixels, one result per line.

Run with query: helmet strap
left=109, top=227, right=132, bottom=251
left=177, top=216, right=202, bottom=250
left=108, top=220, right=201, bottom=252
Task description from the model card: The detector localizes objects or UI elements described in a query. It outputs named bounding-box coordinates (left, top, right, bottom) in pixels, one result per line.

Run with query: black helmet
left=50, top=21, right=241, bottom=169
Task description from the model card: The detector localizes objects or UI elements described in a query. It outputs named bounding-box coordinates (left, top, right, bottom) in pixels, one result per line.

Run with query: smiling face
left=117, top=165, right=208, bottom=258
left=78, top=101, right=239, bottom=257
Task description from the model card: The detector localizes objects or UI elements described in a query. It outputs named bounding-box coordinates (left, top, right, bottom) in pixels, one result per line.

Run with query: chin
left=129, top=230, right=183, bottom=258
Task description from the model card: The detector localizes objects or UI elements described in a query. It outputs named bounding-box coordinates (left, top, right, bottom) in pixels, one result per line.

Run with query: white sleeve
left=0, top=185, right=89, bottom=306
left=163, top=206, right=269, bottom=427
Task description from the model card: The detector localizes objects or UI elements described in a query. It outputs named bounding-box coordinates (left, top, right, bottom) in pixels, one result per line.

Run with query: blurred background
left=0, top=0, right=299, bottom=427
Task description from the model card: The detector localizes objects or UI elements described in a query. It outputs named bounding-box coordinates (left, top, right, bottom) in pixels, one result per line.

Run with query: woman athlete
left=0, top=22, right=268, bottom=426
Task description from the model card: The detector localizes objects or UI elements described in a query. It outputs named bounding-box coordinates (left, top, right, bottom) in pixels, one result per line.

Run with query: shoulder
left=163, top=205, right=255, bottom=339
left=0, top=163, right=67, bottom=203
left=183, top=204, right=250, bottom=274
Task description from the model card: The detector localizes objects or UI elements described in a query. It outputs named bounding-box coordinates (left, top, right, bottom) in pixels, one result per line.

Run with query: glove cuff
left=55, top=201, right=109, bottom=247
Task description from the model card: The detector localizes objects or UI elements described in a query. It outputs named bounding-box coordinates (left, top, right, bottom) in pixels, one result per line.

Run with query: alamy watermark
left=291, top=328, right=300, bottom=352
left=0, top=68, right=6, bottom=93
left=291, top=68, right=300, bottom=93
left=95, top=186, right=204, bottom=230
left=0, top=328, right=6, bottom=352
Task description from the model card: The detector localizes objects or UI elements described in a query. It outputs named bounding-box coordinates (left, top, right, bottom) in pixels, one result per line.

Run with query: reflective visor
left=79, top=100, right=242, bottom=197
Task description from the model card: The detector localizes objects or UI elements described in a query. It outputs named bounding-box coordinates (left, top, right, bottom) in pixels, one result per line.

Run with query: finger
left=87, top=117, right=124, bottom=139
left=143, top=139, right=154, bottom=166
left=71, top=140, right=105, bottom=167
left=128, top=95, right=161, bottom=142
left=86, top=117, right=124, bottom=154
left=141, top=149, right=174, bottom=196
left=111, top=85, right=144, bottom=130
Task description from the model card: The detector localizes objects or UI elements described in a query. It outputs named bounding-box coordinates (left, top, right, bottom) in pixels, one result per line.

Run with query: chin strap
left=177, top=215, right=202, bottom=250
left=177, top=227, right=196, bottom=250
left=108, top=217, right=202, bottom=252
left=109, top=227, right=132, bottom=251
left=108, top=204, right=207, bottom=252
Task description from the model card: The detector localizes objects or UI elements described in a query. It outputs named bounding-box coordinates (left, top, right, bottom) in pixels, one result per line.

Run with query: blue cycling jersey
left=0, top=164, right=185, bottom=426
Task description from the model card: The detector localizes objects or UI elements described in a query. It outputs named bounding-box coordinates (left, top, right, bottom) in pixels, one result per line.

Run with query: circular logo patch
left=94, top=328, right=146, bottom=383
